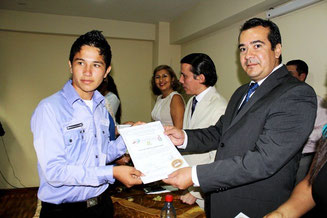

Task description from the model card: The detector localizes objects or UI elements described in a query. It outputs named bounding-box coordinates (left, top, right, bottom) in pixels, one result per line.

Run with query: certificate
left=118, top=121, right=189, bottom=184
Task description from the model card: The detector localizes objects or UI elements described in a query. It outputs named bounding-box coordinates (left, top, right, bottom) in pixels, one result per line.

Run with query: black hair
left=97, top=75, right=121, bottom=124
left=310, top=136, right=327, bottom=184
left=286, top=59, right=309, bottom=81
left=239, top=18, right=282, bottom=63
left=69, top=30, right=112, bottom=70
left=180, top=53, right=217, bottom=86
left=151, top=65, right=182, bottom=96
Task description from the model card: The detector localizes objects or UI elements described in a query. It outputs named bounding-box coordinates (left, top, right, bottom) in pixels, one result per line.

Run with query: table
left=110, top=184, right=206, bottom=218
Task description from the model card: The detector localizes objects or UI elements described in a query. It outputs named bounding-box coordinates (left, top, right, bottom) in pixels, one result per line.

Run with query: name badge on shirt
left=66, top=123, right=83, bottom=130
left=100, top=119, right=109, bottom=127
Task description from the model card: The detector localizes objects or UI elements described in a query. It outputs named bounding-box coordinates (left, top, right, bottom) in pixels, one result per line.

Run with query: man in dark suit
left=163, top=18, right=317, bottom=218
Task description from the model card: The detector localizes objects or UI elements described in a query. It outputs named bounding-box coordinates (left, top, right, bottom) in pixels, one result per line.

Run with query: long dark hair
left=309, top=128, right=327, bottom=184
left=97, top=75, right=121, bottom=124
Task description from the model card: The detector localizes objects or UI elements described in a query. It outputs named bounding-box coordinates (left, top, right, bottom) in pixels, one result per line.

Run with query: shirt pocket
left=63, top=129, right=83, bottom=146
left=63, top=129, right=87, bottom=163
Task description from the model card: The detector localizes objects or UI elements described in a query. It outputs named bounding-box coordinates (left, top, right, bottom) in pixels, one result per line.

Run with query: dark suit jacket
left=185, top=65, right=317, bottom=218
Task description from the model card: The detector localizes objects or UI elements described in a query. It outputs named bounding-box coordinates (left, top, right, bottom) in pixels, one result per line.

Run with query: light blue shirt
left=31, top=80, right=126, bottom=204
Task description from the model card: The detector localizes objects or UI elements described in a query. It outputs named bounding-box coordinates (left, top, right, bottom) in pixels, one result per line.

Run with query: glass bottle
left=160, top=194, right=176, bottom=218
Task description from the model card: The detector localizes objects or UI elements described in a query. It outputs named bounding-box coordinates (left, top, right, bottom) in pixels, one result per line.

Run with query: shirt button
left=69, top=139, right=72, bottom=143
left=95, top=134, right=97, bottom=138
left=102, top=131, right=105, bottom=134
left=96, top=155, right=98, bottom=158
left=221, top=143, right=225, bottom=148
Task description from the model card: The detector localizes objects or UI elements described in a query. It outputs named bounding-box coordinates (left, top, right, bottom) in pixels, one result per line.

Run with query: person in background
left=97, top=74, right=121, bottom=124
left=179, top=53, right=227, bottom=209
left=264, top=124, right=327, bottom=217
left=151, top=65, right=185, bottom=128
left=31, top=30, right=142, bottom=218
left=286, top=59, right=327, bottom=184
left=163, top=18, right=317, bottom=217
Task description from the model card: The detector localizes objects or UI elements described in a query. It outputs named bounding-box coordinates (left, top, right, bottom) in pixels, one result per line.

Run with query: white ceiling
left=0, top=0, right=202, bottom=24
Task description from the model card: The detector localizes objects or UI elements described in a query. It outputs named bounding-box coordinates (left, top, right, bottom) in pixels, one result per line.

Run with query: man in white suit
left=179, top=53, right=227, bottom=208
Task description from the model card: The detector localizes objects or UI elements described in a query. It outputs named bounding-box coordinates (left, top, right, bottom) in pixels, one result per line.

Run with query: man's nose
left=84, top=64, right=92, bottom=76
left=245, top=48, right=254, bottom=59
left=179, top=76, right=184, bottom=84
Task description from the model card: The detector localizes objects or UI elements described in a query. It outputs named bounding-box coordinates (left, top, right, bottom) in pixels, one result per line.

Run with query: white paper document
left=118, top=121, right=189, bottom=184
left=234, top=212, right=250, bottom=218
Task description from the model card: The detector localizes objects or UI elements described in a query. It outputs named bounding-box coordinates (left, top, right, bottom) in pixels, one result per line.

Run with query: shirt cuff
left=96, top=165, right=115, bottom=184
left=178, top=130, right=188, bottom=149
left=192, top=166, right=200, bottom=187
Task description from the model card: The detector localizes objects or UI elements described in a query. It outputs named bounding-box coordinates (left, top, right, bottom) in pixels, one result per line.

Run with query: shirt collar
left=62, top=80, right=105, bottom=106
left=252, top=63, right=283, bottom=86
left=194, top=86, right=213, bottom=103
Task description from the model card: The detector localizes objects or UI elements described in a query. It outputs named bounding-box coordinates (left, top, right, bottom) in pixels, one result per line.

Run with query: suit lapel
left=189, top=88, right=214, bottom=128
left=184, top=97, right=193, bottom=128
left=228, top=65, right=289, bottom=130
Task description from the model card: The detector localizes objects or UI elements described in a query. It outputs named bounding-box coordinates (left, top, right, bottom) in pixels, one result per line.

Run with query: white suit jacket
left=182, top=86, right=227, bottom=206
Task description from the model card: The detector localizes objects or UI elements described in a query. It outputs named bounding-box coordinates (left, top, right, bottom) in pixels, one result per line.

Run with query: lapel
left=189, top=88, right=215, bottom=128
left=227, top=65, right=289, bottom=131
left=184, top=96, right=194, bottom=128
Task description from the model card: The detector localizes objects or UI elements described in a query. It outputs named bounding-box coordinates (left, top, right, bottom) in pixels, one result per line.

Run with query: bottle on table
left=160, top=194, right=176, bottom=218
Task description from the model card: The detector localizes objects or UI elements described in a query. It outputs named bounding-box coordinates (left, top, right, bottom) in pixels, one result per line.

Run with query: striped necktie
left=238, top=82, right=259, bottom=111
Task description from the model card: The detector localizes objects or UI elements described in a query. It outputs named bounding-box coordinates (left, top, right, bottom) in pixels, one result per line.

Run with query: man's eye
left=254, top=44, right=262, bottom=49
left=155, top=76, right=161, bottom=79
left=77, top=61, right=84, bottom=65
left=239, top=47, right=246, bottom=52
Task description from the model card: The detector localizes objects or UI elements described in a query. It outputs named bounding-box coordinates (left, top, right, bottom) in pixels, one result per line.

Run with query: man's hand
left=162, top=167, right=193, bottom=190
left=164, top=126, right=185, bottom=146
left=263, top=211, right=284, bottom=218
left=123, top=121, right=135, bottom=126
left=180, top=192, right=197, bottom=205
left=132, top=121, right=146, bottom=126
left=114, top=154, right=131, bottom=165
left=113, top=166, right=143, bottom=188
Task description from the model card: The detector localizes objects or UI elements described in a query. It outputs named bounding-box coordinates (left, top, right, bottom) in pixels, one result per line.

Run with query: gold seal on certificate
left=171, top=159, right=183, bottom=168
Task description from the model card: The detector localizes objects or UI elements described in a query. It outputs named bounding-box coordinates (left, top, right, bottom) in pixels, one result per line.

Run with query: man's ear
left=299, top=73, right=307, bottom=82
left=68, top=61, right=73, bottom=74
left=197, top=74, right=206, bottom=83
left=104, top=66, right=112, bottom=78
left=274, top=43, right=282, bottom=60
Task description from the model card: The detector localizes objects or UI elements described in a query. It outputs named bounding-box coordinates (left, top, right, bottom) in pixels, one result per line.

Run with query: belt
left=302, top=152, right=315, bottom=157
left=42, top=189, right=109, bottom=209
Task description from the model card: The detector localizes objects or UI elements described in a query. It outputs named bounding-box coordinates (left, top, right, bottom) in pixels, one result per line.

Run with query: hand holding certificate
left=118, top=121, right=189, bottom=184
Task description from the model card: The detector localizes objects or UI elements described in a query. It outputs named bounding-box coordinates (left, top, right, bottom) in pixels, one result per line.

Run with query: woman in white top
left=151, top=65, right=185, bottom=128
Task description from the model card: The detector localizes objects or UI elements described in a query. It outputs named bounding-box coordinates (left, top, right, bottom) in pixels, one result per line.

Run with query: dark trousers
left=40, top=191, right=114, bottom=218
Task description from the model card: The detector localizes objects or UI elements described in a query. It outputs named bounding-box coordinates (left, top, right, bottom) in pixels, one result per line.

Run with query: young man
left=179, top=53, right=227, bottom=208
left=163, top=18, right=317, bottom=217
left=31, top=30, right=142, bottom=218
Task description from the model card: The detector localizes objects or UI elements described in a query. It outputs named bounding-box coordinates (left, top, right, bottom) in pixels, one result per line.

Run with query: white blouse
left=151, top=91, right=183, bottom=126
